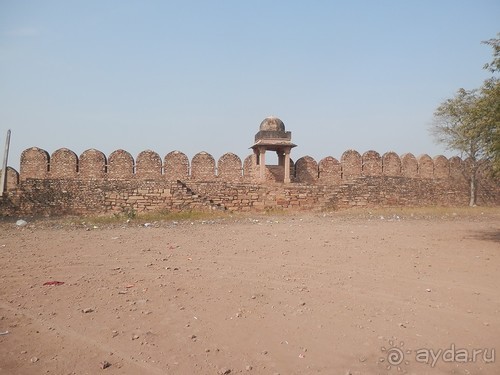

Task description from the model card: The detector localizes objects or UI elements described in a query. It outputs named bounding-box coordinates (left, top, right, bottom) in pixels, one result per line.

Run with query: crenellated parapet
left=7, top=146, right=469, bottom=187
left=293, top=150, right=458, bottom=182
left=13, top=147, right=250, bottom=184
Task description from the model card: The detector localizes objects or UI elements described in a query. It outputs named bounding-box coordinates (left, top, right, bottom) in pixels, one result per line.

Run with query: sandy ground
left=0, top=209, right=499, bottom=375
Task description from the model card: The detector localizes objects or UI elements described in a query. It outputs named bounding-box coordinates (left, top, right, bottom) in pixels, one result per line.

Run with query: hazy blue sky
left=1, top=1, right=499, bottom=169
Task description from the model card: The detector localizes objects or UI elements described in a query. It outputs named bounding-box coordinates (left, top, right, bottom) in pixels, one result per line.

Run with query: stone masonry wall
left=1, top=146, right=499, bottom=217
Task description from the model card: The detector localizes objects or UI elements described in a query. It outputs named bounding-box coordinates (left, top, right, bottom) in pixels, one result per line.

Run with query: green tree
left=479, top=34, right=500, bottom=175
left=432, top=88, right=487, bottom=206
left=431, top=34, right=499, bottom=206
left=482, top=34, right=500, bottom=73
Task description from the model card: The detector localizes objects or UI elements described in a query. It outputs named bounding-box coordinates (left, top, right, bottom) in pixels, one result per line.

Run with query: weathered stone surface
left=108, top=150, right=134, bottom=179
left=318, top=156, right=341, bottom=184
left=295, top=156, right=318, bottom=183
left=382, top=152, right=401, bottom=176
left=362, top=150, right=382, bottom=176
left=79, top=149, right=106, bottom=179
left=418, top=154, right=434, bottom=179
left=218, top=153, right=242, bottom=181
left=1, top=167, right=19, bottom=191
left=191, top=152, right=215, bottom=181
left=401, top=153, right=417, bottom=178
left=50, top=148, right=78, bottom=179
left=164, top=151, right=189, bottom=181
left=243, top=154, right=256, bottom=181
left=341, top=150, right=362, bottom=180
left=20, top=147, right=49, bottom=181
left=433, top=155, right=449, bottom=179
left=449, top=156, right=463, bottom=179
left=1, top=146, right=498, bottom=217
left=136, top=150, right=162, bottom=179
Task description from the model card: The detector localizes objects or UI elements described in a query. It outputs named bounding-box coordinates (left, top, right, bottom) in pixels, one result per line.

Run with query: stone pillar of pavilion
left=250, top=116, right=297, bottom=183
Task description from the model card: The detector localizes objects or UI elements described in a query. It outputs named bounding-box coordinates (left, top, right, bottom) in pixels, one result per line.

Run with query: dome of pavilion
left=259, top=116, right=285, bottom=132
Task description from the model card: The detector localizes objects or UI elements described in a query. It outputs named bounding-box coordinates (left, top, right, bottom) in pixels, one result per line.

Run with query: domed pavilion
left=251, top=116, right=297, bottom=183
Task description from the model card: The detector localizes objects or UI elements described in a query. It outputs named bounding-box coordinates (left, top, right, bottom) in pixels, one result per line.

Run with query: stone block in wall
left=79, top=149, right=106, bottom=179
left=136, top=150, right=162, bottom=179
left=449, top=156, right=463, bottom=179
left=50, top=148, right=78, bottom=178
left=318, top=156, right=341, bottom=184
left=164, top=151, right=189, bottom=181
left=401, top=153, right=417, bottom=178
left=20, top=147, right=49, bottom=181
left=217, top=153, right=242, bottom=181
left=341, top=150, right=362, bottom=180
left=362, top=150, right=382, bottom=176
left=418, top=154, right=434, bottom=179
left=108, top=149, right=134, bottom=179
left=382, top=151, right=401, bottom=176
left=295, top=156, right=318, bottom=183
left=191, top=152, right=215, bottom=181
left=433, top=155, right=449, bottom=179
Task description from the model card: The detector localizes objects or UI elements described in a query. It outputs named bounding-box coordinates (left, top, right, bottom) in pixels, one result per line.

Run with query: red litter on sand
left=43, top=281, right=65, bottom=286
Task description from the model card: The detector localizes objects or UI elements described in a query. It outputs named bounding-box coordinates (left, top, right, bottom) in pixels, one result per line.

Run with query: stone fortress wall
left=3, top=146, right=475, bottom=184
left=1, top=144, right=498, bottom=216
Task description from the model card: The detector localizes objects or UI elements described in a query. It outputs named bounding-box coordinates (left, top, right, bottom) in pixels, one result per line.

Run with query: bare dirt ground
left=0, top=208, right=499, bottom=375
